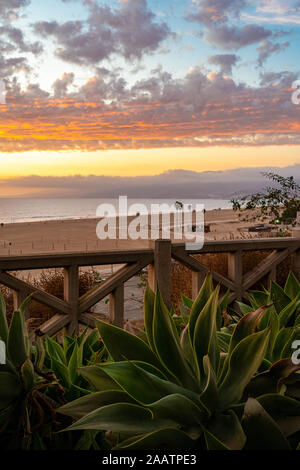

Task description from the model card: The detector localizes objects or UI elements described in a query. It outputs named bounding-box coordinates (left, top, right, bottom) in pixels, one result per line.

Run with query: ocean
left=0, top=198, right=233, bottom=224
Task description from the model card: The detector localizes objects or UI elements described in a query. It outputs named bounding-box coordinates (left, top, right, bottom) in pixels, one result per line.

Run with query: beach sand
left=0, top=208, right=268, bottom=257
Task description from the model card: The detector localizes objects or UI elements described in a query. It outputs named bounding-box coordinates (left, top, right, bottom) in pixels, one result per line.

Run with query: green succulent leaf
left=58, top=390, right=136, bottom=419
left=95, top=318, right=160, bottom=370
left=64, top=403, right=178, bottom=434
left=270, top=281, right=291, bottom=314
left=193, top=286, right=220, bottom=379
left=0, top=293, right=8, bottom=344
left=7, top=310, right=27, bottom=368
left=242, top=397, right=291, bottom=450
left=284, top=271, right=300, bottom=299
left=206, top=410, right=247, bottom=450
left=0, top=371, right=22, bottom=408
left=257, top=394, right=300, bottom=437
left=152, top=290, right=198, bottom=390
left=78, top=365, right=121, bottom=391
left=97, top=361, right=200, bottom=406
left=21, top=359, right=35, bottom=391
left=189, top=274, right=214, bottom=341
left=148, top=393, right=205, bottom=430
left=144, top=285, right=156, bottom=352
left=218, top=328, right=270, bottom=410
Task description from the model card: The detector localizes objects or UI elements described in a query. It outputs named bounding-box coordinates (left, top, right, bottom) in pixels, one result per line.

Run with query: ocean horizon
left=0, top=198, right=233, bottom=224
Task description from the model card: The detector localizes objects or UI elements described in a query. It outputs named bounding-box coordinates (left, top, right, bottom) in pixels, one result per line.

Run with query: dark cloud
left=187, top=0, right=248, bottom=26
left=0, top=0, right=30, bottom=19
left=205, top=24, right=272, bottom=49
left=257, top=39, right=289, bottom=67
left=0, top=25, right=42, bottom=54
left=208, top=53, right=239, bottom=74
left=52, top=72, right=75, bottom=98
left=33, top=0, right=171, bottom=65
left=1, top=165, right=299, bottom=198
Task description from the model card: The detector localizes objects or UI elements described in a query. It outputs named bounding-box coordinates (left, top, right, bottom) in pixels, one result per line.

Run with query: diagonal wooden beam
left=242, top=245, right=299, bottom=291
left=35, top=313, right=71, bottom=337
left=79, top=254, right=153, bottom=314
left=0, top=270, right=71, bottom=315
left=171, top=247, right=236, bottom=291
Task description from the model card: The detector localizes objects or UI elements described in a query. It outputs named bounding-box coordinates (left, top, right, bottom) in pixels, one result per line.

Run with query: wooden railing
left=0, top=236, right=299, bottom=336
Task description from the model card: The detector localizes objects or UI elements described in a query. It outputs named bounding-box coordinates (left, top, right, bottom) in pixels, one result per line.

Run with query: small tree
left=231, top=172, right=300, bottom=226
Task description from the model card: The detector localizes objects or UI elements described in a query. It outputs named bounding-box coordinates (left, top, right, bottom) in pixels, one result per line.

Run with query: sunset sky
left=0, top=0, right=299, bottom=197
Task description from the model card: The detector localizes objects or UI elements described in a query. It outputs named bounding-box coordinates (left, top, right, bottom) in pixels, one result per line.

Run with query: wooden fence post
left=64, top=265, right=79, bottom=334
left=292, top=224, right=300, bottom=281
left=227, top=250, right=243, bottom=301
left=148, top=239, right=172, bottom=309
left=191, top=271, right=207, bottom=299
left=109, top=284, right=124, bottom=328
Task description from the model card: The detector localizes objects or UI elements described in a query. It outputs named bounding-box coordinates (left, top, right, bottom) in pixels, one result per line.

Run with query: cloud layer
left=1, top=165, right=299, bottom=198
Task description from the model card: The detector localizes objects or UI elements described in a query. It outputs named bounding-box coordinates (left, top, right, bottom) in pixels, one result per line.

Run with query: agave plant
left=0, top=294, right=70, bottom=449
left=218, top=271, right=300, bottom=369
left=0, top=293, right=109, bottom=450
left=59, top=275, right=300, bottom=450
left=43, top=327, right=106, bottom=403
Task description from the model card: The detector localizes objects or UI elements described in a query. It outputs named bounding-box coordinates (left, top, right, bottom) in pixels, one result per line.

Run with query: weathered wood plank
left=0, top=270, right=71, bottom=315
left=171, top=247, right=236, bottom=291
left=36, top=313, right=71, bottom=337
left=148, top=239, right=172, bottom=308
left=109, top=284, right=124, bottom=328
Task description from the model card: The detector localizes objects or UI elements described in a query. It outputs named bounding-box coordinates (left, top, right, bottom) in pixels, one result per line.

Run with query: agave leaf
left=279, top=298, right=300, bottom=328
left=189, top=274, right=214, bottom=341
left=206, top=410, right=247, bottom=450
left=0, top=371, right=22, bottom=408
left=98, top=361, right=200, bottom=406
left=257, top=394, right=300, bottom=437
left=193, top=286, right=220, bottom=378
left=64, top=403, right=178, bottom=434
left=51, top=357, right=71, bottom=388
left=58, top=390, right=136, bottom=419
left=245, top=358, right=300, bottom=397
left=7, top=310, right=27, bottom=368
left=45, top=336, right=66, bottom=365
left=203, top=429, right=230, bottom=450
left=200, top=356, right=218, bottom=413
left=180, top=324, right=198, bottom=375
left=228, top=305, right=268, bottom=355
left=115, top=428, right=195, bottom=450
left=0, top=293, right=8, bottom=344
left=152, top=290, right=198, bottom=390
left=218, top=329, right=270, bottom=410
left=273, top=327, right=296, bottom=361
left=258, top=305, right=280, bottom=360
left=82, top=329, right=99, bottom=361
left=34, top=336, right=45, bottom=370
left=242, top=397, right=291, bottom=450
left=148, top=393, right=205, bottom=429
left=19, top=294, right=34, bottom=317
left=284, top=271, right=300, bottom=299
left=181, top=294, right=193, bottom=310
left=237, top=302, right=255, bottom=316
left=217, top=289, right=230, bottom=330
left=217, top=331, right=231, bottom=353
left=95, top=319, right=161, bottom=370
left=68, top=342, right=81, bottom=383
left=270, top=281, right=291, bottom=314
left=144, top=285, right=155, bottom=352
left=21, top=359, right=35, bottom=392
left=78, top=365, right=121, bottom=391
left=248, top=290, right=269, bottom=308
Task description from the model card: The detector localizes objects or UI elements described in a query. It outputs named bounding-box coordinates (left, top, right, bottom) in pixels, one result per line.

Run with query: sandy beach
left=0, top=208, right=263, bottom=257
left=0, top=208, right=271, bottom=257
